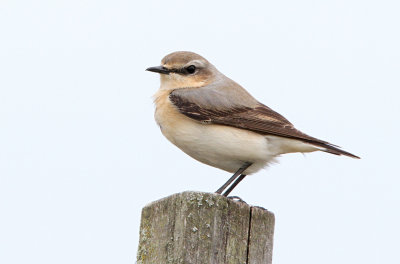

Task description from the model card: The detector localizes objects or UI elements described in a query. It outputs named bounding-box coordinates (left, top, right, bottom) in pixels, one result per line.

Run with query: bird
left=146, top=51, right=359, bottom=197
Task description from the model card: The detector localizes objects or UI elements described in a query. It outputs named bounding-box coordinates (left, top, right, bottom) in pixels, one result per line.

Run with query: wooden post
left=136, top=191, right=275, bottom=264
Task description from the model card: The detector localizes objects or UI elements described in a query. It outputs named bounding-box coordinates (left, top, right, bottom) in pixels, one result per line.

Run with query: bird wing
left=169, top=87, right=359, bottom=159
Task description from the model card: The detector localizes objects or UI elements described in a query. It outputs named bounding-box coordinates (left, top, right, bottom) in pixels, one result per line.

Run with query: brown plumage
left=170, top=88, right=359, bottom=159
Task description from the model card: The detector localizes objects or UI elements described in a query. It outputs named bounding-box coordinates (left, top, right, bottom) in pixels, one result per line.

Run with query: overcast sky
left=1, top=1, right=399, bottom=263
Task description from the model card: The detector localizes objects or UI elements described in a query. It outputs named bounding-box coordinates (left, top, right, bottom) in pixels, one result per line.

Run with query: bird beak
left=146, top=66, right=170, bottom=75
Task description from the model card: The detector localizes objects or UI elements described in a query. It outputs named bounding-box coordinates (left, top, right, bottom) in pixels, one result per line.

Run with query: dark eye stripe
left=169, top=65, right=197, bottom=75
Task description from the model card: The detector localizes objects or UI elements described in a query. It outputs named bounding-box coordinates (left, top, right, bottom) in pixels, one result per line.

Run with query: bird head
left=146, top=51, right=218, bottom=90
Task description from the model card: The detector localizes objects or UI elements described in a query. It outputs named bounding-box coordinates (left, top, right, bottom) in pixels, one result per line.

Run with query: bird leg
left=223, top=174, right=247, bottom=197
left=215, top=162, right=252, bottom=195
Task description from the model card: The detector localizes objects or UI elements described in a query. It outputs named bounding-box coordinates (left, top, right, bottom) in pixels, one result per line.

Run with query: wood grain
left=137, top=192, right=274, bottom=264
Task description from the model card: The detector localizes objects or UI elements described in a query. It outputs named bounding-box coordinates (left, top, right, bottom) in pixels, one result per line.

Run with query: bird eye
left=185, top=65, right=196, bottom=74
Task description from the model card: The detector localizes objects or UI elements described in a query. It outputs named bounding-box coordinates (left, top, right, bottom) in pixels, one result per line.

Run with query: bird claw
left=227, top=196, right=247, bottom=204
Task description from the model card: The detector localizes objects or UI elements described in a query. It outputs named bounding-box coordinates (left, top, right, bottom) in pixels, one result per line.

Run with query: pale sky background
left=0, top=1, right=399, bottom=263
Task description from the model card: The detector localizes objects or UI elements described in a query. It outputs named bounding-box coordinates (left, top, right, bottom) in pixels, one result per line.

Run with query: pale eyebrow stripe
left=187, top=60, right=205, bottom=67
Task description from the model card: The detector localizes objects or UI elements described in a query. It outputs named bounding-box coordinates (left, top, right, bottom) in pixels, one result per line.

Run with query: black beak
left=146, top=66, right=170, bottom=75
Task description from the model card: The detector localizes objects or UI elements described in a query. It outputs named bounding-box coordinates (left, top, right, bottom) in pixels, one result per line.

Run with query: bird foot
left=227, top=196, right=247, bottom=204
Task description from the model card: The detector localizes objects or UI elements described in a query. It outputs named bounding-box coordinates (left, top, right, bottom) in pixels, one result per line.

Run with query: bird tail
left=310, top=142, right=360, bottom=159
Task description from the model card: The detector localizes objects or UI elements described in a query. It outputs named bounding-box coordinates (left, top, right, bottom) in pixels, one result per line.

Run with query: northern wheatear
left=147, top=51, right=359, bottom=196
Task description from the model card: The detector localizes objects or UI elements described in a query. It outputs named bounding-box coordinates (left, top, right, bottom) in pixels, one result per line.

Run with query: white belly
left=162, top=120, right=276, bottom=174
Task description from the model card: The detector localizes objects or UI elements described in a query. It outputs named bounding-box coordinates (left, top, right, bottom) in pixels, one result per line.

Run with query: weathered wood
left=247, top=206, right=275, bottom=263
left=137, top=191, right=274, bottom=264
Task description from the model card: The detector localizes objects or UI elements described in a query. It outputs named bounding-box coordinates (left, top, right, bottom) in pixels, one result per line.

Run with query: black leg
left=215, top=162, right=252, bottom=194
left=223, top=174, right=247, bottom=197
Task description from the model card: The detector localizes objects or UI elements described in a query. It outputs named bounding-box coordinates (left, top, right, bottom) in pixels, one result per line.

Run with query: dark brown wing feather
left=169, top=92, right=359, bottom=159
